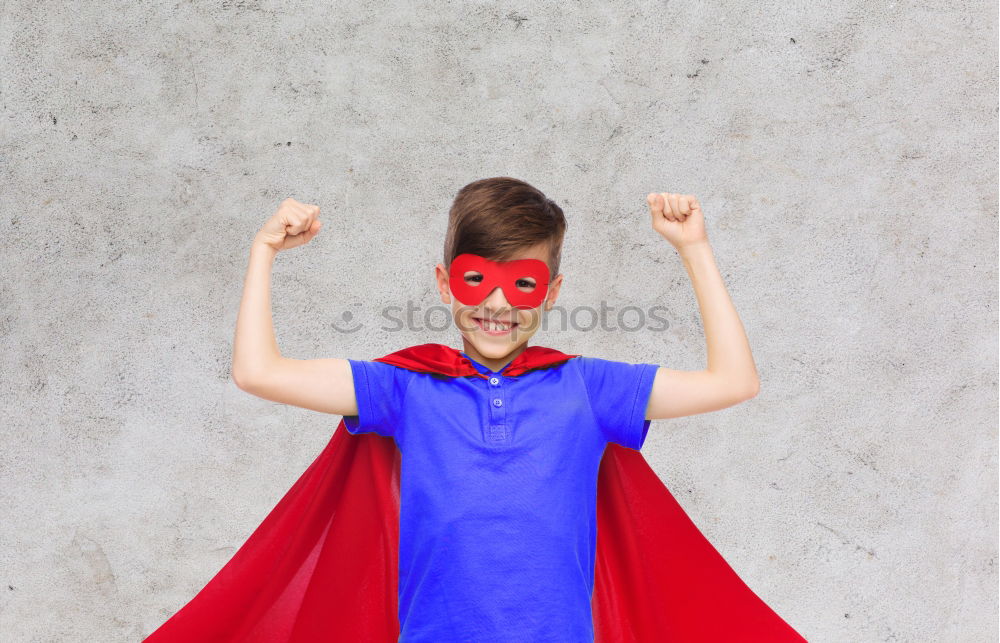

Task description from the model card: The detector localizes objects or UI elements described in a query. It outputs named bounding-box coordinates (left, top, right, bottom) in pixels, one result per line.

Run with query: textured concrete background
left=1, top=1, right=996, bottom=640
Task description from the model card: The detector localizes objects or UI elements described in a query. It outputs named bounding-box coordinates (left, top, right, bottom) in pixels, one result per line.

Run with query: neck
left=460, top=339, right=529, bottom=373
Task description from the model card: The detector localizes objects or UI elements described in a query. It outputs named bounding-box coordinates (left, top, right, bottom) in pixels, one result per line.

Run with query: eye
left=463, top=271, right=483, bottom=285
left=515, top=278, right=536, bottom=292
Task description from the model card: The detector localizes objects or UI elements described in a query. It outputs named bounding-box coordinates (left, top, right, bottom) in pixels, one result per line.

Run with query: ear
left=543, top=273, right=564, bottom=311
left=434, top=263, right=452, bottom=305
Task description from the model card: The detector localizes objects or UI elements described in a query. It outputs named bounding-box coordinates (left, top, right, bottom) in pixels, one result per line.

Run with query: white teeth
left=479, top=319, right=514, bottom=331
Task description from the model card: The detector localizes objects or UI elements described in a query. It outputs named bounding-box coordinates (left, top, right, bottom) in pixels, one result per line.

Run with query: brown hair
left=443, top=177, right=567, bottom=277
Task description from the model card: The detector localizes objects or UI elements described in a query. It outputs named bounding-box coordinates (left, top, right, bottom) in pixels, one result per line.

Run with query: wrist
left=676, top=239, right=712, bottom=260
left=250, top=240, right=279, bottom=260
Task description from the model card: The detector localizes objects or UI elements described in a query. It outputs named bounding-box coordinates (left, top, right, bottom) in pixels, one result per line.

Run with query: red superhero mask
left=448, top=253, right=551, bottom=310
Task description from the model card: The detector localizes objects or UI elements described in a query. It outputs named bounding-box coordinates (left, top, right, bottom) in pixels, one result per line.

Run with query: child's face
left=435, top=242, right=564, bottom=360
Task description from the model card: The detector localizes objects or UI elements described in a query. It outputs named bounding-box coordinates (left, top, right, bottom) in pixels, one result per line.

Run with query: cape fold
left=144, top=343, right=807, bottom=642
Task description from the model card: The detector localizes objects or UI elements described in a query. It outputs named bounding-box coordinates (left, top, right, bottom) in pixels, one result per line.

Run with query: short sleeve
left=343, top=359, right=413, bottom=438
left=575, top=356, right=659, bottom=450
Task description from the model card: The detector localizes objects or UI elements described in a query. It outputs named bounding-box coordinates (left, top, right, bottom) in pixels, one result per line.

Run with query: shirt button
left=492, top=398, right=503, bottom=407
left=489, top=377, right=500, bottom=385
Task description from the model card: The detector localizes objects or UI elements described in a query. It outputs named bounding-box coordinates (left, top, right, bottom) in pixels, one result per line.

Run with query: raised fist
left=646, top=192, right=707, bottom=250
left=254, top=198, right=323, bottom=252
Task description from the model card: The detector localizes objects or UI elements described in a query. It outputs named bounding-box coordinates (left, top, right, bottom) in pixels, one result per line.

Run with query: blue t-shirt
left=344, top=350, right=659, bottom=642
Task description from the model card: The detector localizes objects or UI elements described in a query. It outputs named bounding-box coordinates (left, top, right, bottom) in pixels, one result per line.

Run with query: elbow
left=740, top=377, right=760, bottom=402
left=231, top=365, right=259, bottom=392
left=709, top=371, right=761, bottom=407
left=725, top=376, right=760, bottom=405
left=231, top=368, right=249, bottom=391
left=232, top=356, right=281, bottom=393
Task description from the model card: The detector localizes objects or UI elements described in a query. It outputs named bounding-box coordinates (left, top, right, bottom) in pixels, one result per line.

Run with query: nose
left=482, top=285, right=512, bottom=311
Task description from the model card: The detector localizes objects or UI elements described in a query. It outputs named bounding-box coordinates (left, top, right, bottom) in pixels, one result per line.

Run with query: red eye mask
left=448, top=253, right=551, bottom=310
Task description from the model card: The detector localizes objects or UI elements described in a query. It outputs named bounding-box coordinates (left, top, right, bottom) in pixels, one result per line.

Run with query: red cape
left=144, top=343, right=807, bottom=642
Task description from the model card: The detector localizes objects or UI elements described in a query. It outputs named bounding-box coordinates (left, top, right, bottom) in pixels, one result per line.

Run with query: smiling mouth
left=472, top=317, right=519, bottom=335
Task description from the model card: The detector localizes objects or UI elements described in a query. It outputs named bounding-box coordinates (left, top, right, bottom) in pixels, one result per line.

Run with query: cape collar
left=372, top=343, right=579, bottom=379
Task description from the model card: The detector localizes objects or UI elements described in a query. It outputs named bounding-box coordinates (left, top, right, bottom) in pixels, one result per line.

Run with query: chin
left=487, top=339, right=526, bottom=353
left=464, top=329, right=532, bottom=357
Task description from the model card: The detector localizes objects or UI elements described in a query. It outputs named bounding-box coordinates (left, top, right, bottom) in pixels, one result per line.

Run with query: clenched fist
left=646, top=192, right=707, bottom=250
left=254, top=198, right=323, bottom=252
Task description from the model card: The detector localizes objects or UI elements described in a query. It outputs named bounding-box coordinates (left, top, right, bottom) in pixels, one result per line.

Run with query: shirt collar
left=460, top=352, right=505, bottom=376
left=371, top=343, right=579, bottom=379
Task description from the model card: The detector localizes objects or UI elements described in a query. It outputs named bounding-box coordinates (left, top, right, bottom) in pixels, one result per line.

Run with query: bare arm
left=231, top=198, right=358, bottom=417
left=642, top=193, right=760, bottom=421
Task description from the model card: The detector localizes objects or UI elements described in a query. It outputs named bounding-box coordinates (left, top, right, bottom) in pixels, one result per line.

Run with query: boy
left=145, top=178, right=805, bottom=642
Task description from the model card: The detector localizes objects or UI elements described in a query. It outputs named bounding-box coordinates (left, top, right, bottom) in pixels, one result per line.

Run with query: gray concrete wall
left=1, top=1, right=996, bottom=640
